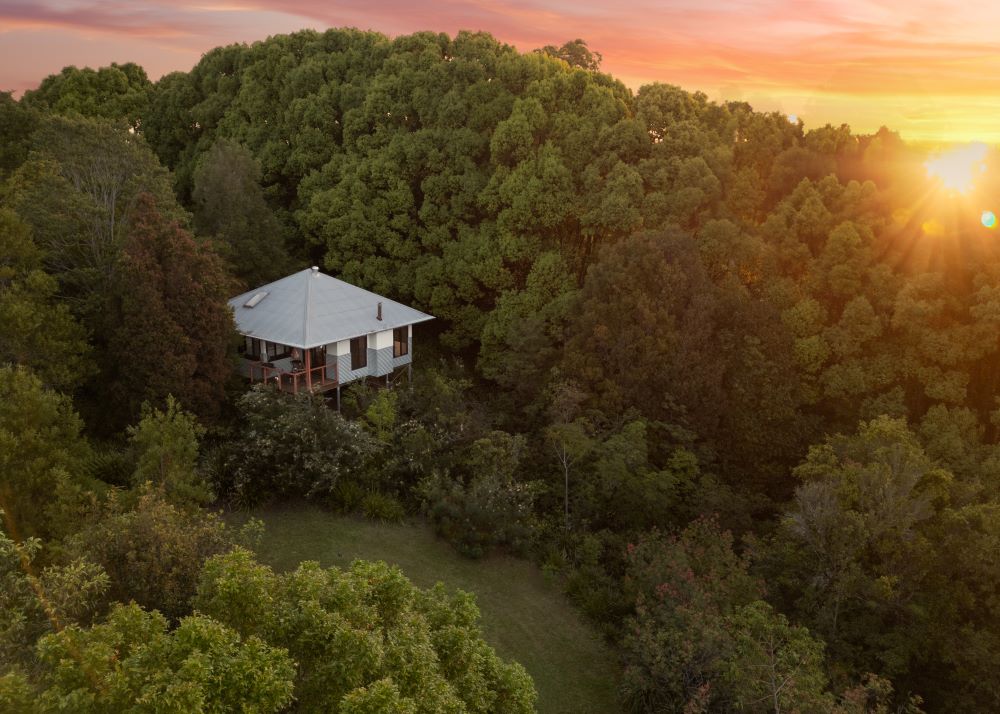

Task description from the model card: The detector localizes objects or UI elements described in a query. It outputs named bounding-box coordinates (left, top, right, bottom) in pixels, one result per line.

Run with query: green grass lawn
left=235, top=503, right=621, bottom=714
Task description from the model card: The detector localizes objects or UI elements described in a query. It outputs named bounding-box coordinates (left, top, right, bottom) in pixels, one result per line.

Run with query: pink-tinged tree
left=103, top=193, right=236, bottom=428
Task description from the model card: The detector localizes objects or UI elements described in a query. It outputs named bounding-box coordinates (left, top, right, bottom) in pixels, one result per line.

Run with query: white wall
left=373, top=329, right=392, bottom=349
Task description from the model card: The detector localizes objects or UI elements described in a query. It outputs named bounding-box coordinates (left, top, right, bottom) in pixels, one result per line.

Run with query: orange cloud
left=2, top=0, right=999, bottom=142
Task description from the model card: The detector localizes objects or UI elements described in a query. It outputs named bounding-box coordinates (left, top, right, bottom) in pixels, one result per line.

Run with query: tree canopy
left=5, top=27, right=1000, bottom=713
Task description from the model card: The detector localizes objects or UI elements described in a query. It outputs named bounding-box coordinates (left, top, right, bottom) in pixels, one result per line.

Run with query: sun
left=925, top=142, right=989, bottom=193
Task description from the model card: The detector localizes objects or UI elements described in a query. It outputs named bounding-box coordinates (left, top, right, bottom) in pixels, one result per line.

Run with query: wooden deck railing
left=247, top=361, right=339, bottom=394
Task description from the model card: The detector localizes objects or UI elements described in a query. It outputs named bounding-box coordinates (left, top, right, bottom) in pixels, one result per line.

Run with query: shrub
left=419, top=471, right=540, bottom=558
left=418, top=431, right=541, bottom=558
left=85, top=447, right=133, bottom=488
left=333, top=480, right=366, bottom=512
left=67, top=485, right=237, bottom=620
left=219, top=387, right=378, bottom=508
left=127, top=395, right=211, bottom=506
left=361, top=491, right=406, bottom=523
left=0, top=519, right=109, bottom=670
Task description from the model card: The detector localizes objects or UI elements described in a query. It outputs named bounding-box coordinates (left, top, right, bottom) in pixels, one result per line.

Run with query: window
left=242, top=337, right=265, bottom=360
left=265, top=341, right=291, bottom=361
left=350, top=335, right=368, bottom=370
left=393, top=326, right=409, bottom=357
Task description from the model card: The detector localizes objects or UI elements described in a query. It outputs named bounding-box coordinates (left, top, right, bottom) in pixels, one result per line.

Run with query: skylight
left=243, top=291, right=268, bottom=308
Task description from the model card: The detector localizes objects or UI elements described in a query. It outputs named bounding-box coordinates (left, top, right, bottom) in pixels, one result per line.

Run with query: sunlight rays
left=924, top=142, right=988, bottom=193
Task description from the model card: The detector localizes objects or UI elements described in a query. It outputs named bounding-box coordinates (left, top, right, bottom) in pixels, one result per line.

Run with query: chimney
left=311, top=266, right=319, bottom=273
left=377, top=301, right=383, bottom=321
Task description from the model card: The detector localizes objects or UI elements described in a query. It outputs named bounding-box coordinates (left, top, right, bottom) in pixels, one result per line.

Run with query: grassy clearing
left=236, top=503, right=621, bottom=714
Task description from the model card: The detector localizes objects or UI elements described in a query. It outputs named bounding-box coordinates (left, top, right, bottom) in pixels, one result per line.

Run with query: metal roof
left=228, top=268, right=434, bottom=349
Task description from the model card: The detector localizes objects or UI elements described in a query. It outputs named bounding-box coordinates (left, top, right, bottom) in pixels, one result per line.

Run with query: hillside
left=236, top=504, right=620, bottom=714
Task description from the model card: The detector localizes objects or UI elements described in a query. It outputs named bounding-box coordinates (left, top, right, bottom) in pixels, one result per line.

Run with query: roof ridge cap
left=304, top=269, right=313, bottom=346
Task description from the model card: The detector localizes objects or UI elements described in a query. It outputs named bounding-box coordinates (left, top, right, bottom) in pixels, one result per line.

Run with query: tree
left=564, top=228, right=805, bottom=495
left=536, top=39, right=603, bottom=71
left=30, top=603, right=295, bottom=712
left=0, top=209, right=92, bottom=391
left=103, top=193, right=235, bottom=428
left=191, top=137, right=293, bottom=287
left=0, top=520, right=108, bottom=671
left=761, top=416, right=1000, bottom=709
left=546, top=417, right=594, bottom=530
left=0, top=365, right=93, bottom=541
left=622, top=519, right=843, bottom=713
left=5, top=115, right=181, bottom=307
left=127, top=395, right=210, bottom=506
left=67, top=486, right=238, bottom=621
left=721, top=601, right=833, bottom=714
left=620, top=518, right=762, bottom=712
left=478, top=251, right=578, bottom=407
left=194, top=548, right=536, bottom=712
left=0, top=91, right=37, bottom=180
left=21, top=63, right=152, bottom=129
left=768, top=418, right=941, bottom=664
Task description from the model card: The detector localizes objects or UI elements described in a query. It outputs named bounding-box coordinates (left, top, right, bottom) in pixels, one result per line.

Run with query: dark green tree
left=564, top=228, right=805, bottom=494
left=192, top=137, right=293, bottom=286
left=4, top=115, right=181, bottom=309
left=0, top=92, right=36, bottom=180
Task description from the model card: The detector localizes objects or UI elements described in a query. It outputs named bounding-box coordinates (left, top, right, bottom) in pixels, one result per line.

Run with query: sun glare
left=925, top=142, right=989, bottom=193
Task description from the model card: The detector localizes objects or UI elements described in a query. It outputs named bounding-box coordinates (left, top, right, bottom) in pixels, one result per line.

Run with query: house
left=228, top=267, right=434, bottom=402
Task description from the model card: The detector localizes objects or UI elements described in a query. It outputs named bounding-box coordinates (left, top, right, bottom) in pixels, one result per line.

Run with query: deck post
left=336, top=384, right=341, bottom=412
left=305, top=348, right=312, bottom=392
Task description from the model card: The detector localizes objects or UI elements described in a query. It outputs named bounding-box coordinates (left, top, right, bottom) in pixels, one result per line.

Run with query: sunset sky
left=2, top=0, right=998, bottom=145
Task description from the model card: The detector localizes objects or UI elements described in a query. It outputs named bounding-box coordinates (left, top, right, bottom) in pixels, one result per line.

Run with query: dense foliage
left=219, top=387, right=379, bottom=508
left=5, top=26, right=1000, bottom=712
left=195, top=548, right=537, bottom=712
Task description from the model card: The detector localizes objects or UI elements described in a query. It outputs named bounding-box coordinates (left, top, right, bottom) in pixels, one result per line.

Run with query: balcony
left=245, top=360, right=339, bottom=394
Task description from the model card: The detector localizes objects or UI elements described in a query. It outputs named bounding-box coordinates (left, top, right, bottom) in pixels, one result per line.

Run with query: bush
left=361, top=491, right=406, bottom=523
left=219, top=387, right=378, bottom=509
left=418, top=432, right=541, bottom=558
left=0, top=519, right=109, bottom=670
left=127, top=395, right=211, bottom=506
left=331, top=480, right=366, bottom=512
left=67, top=485, right=238, bottom=620
left=85, top=447, right=133, bottom=488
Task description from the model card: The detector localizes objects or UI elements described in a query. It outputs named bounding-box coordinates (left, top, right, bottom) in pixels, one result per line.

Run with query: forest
left=2, top=28, right=1000, bottom=713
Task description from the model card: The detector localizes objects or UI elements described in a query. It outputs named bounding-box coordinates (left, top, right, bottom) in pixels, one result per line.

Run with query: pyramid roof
left=228, top=268, right=434, bottom=349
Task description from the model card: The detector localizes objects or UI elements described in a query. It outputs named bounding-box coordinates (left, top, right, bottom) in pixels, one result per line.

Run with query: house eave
left=236, top=314, right=435, bottom=351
